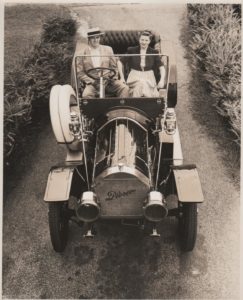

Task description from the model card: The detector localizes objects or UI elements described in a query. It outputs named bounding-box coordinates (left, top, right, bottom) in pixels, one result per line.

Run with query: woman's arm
left=157, top=65, right=166, bottom=89
left=152, top=49, right=166, bottom=88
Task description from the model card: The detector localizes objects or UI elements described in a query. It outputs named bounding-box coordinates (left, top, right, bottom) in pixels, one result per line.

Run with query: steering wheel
left=85, top=67, right=116, bottom=81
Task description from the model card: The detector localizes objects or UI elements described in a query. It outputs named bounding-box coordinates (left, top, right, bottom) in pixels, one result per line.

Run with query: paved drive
left=3, top=4, right=240, bottom=299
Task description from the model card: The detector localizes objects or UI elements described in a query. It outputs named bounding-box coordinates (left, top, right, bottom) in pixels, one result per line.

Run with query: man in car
left=77, top=27, right=129, bottom=98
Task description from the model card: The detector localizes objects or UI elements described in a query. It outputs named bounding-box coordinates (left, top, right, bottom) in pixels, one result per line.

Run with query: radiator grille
left=95, top=172, right=149, bottom=217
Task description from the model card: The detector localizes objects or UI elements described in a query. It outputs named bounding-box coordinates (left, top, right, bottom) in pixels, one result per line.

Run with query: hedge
left=4, top=16, right=77, bottom=164
left=187, top=4, right=241, bottom=145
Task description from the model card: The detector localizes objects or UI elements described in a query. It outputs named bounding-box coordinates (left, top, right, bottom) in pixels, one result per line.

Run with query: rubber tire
left=178, top=203, right=197, bottom=252
left=49, top=202, right=69, bottom=252
left=49, top=85, right=65, bottom=143
left=50, top=84, right=78, bottom=144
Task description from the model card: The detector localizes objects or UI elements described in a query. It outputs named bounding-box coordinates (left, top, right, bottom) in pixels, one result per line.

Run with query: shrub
left=42, top=16, right=77, bottom=43
left=4, top=15, right=77, bottom=164
left=187, top=4, right=241, bottom=145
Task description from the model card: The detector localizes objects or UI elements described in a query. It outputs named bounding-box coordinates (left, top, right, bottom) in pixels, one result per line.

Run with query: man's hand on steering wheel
left=85, top=67, right=117, bottom=82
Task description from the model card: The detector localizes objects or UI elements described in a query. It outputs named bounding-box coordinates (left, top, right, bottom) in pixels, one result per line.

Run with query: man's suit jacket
left=122, top=46, right=163, bottom=72
left=77, top=45, right=117, bottom=84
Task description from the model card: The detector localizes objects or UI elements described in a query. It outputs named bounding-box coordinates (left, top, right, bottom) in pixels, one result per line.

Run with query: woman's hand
left=117, top=60, right=126, bottom=84
left=157, top=79, right=165, bottom=89
left=119, top=74, right=127, bottom=84
left=120, top=77, right=126, bottom=84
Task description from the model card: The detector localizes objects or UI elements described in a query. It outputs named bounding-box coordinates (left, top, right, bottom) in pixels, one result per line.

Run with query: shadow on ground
left=3, top=112, right=50, bottom=202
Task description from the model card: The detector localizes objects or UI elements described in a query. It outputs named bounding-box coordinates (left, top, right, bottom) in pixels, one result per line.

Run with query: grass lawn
left=4, top=4, right=71, bottom=74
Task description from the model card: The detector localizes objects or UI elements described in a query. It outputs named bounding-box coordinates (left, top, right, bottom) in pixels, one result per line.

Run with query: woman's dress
left=121, top=45, right=163, bottom=97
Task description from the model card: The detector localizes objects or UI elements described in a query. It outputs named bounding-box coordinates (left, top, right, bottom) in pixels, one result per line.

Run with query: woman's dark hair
left=139, top=30, right=153, bottom=40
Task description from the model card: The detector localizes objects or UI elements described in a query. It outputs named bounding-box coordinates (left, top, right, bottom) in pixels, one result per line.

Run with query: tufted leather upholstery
left=100, top=30, right=161, bottom=54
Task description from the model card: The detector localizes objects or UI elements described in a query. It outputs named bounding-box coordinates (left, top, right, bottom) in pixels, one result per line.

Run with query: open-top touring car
left=44, top=30, right=204, bottom=252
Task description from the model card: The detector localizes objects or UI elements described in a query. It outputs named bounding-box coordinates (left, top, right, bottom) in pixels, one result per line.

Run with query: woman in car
left=118, top=30, right=165, bottom=97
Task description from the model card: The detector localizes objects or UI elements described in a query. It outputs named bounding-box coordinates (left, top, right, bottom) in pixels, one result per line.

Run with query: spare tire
left=49, top=85, right=65, bottom=143
left=50, top=84, right=79, bottom=144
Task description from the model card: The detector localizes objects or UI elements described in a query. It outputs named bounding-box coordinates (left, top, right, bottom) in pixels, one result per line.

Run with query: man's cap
left=87, top=27, right=104, bottom=38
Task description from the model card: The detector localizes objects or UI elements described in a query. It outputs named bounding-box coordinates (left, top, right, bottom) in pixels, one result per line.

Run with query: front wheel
left=178, top=202, right=197, bottom=251
left=48, top=202, right=69, bottom=252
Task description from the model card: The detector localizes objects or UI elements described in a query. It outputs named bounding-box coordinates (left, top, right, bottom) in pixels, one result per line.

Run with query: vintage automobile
left=44, top=30, right=204, bottom=252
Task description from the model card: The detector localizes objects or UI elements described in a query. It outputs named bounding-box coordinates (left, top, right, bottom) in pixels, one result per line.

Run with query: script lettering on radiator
left=105, top=189, right=136, bottom=201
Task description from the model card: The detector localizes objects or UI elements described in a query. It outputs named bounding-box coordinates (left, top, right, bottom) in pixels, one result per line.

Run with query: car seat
left=101, top=30, right=161, bottom=54
left=101, top=30, right=162, bottom=82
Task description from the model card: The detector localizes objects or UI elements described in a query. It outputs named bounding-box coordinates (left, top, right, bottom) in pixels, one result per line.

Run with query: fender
left=172, top=127, right=183, bottom=165
left=44, top=166, right=75, bottom=202
left=171, top=164, right=204, bottom=203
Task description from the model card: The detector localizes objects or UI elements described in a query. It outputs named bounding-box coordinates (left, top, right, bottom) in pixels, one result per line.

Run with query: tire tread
left=49, top=202, right=69, bottom=252
left=179, top=203, right=197, bottom=251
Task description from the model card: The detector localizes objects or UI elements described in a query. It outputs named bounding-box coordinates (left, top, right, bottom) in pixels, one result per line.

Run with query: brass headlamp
left=165, top=108, right=176, bottom=135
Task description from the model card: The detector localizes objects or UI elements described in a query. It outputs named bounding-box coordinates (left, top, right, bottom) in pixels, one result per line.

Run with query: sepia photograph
left=2, top=0, right=241, bottom=299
